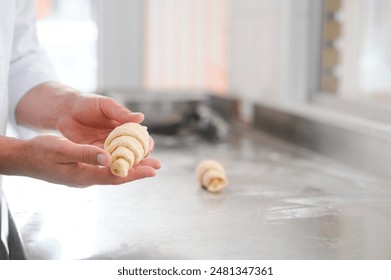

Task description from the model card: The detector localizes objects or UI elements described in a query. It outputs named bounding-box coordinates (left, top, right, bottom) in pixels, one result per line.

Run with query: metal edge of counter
left=252, top=101, right=391, bottom=180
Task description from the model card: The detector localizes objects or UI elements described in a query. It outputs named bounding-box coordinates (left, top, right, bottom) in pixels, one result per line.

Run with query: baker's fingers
left=137, top=158, right=161, bottom=169
left=127, top=165, right=157, bottom=180
left=106, top=165, right=157, bottom=185
left=64, top=164, right=157, bottom=187
left=147, top=136, right=155, bottom=156
left=99, top=97, right=144, bottom=124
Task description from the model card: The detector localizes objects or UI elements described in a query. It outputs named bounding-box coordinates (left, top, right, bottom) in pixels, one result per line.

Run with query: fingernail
left=97, top=153, right=108, bottom=166
left=128, top=112, right=142, bottom=118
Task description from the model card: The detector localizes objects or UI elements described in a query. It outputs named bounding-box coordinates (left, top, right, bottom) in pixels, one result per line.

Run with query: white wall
left=228, top=0, right=319, bottom=106
left=339, top=0, right=391, bottom=98
left=97, top=0, right=144, bottom=92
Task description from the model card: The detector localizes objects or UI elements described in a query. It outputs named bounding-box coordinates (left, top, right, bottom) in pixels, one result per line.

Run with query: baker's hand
left=14, top=82, right=160, bottom=185
left=16, top=82, right=152, bottom=149
left=57, top=93, right=156, bottom=157
left=19, top=135, right=160, bottom=187
left=56, top=94, right=144, bottom=147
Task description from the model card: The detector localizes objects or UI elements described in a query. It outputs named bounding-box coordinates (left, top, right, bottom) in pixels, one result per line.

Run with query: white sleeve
left=8, top=0, right=57, bottom=129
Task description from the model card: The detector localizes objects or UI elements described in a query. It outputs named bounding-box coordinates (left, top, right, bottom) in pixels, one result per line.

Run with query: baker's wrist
left=53, top=88, right=80, bottom=131
left=0, top=136, right=27, bottom=176
left=15, top=82, right=81, bottom=130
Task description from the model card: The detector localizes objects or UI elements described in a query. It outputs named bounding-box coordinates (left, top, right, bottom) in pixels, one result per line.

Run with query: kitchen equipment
left=105, top=91, right=229, bottom=140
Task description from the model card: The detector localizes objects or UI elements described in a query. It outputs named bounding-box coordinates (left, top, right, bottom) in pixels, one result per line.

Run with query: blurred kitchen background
left=6, top=0, right=391, bottom=260
left=31, top=0, right=391, bottom=126
left=31, top=0, right=391, bottom=170
left=34, top=0, right=391, bottom=120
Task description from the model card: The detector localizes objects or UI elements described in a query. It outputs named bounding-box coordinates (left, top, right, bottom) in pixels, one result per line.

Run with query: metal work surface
left=3, top=126, right=391, bottom=259
left=253, top=102, right=391, bottom=180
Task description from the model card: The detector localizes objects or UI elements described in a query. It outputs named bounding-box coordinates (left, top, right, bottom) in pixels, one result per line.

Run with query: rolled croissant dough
left=196, top=160, right=228, bottom=192
left=104, top=122, right=150, bottom=177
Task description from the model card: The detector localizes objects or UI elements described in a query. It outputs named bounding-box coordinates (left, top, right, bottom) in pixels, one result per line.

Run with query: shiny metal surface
left=3, top=125, right=391, bottom=259
left=253, top=102, right=391, bottom=179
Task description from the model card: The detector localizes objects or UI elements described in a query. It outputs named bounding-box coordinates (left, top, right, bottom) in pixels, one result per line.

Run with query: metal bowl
left=105, top=91, right=208, bottom=133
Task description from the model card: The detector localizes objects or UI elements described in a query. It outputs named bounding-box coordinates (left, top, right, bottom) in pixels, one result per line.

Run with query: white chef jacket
left=0, top=0, right=56, bottom=258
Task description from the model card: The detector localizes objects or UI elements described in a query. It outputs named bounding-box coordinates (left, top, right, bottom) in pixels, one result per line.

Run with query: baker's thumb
left=64, top=142, right=111, bottom=166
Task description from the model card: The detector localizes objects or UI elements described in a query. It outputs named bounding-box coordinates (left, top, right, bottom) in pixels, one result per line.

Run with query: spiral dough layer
left=104, top=123, right=150, bottom=177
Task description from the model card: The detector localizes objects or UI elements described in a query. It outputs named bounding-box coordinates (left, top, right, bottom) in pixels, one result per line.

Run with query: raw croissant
left=104, top=122, right=150, bottom=177
left=196, top=160, right=228, bottom=193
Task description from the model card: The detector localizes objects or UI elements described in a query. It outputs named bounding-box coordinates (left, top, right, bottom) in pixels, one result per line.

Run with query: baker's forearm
left=15, top=81, right=79, bottom=130
left=0, top=136, right=27, bottom=175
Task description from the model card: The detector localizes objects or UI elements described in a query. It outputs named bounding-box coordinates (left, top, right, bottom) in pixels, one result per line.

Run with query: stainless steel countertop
left=3, top=125, right=391, bottom=259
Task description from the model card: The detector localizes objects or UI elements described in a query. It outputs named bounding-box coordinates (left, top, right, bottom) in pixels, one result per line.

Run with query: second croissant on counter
left=196, top=160, right=228, bottom=192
